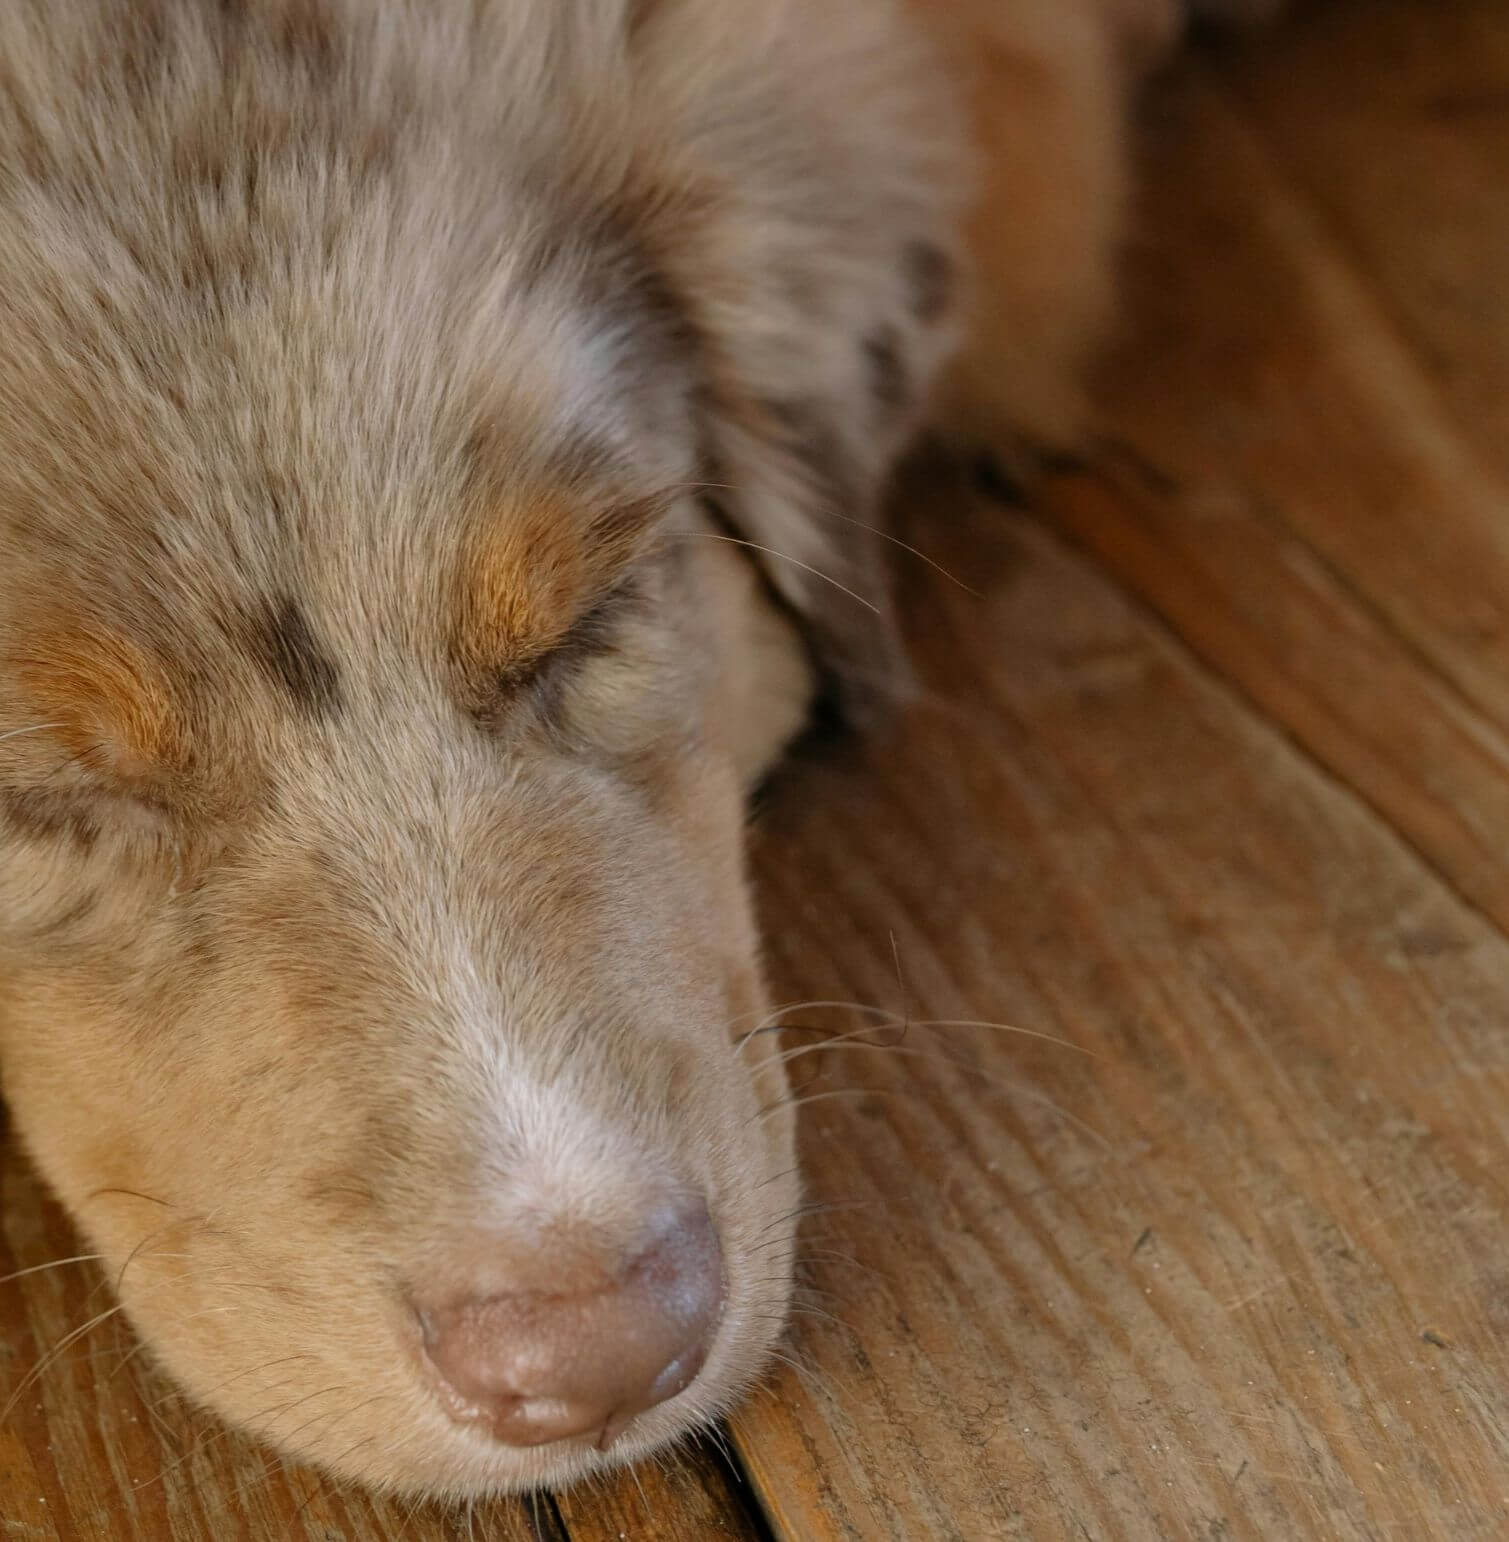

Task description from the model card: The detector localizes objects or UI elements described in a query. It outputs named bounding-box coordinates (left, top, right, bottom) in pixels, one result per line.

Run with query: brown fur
left=16, top=628, right=187, bottom=779
left=0, top=0, right=1274, bottom=1502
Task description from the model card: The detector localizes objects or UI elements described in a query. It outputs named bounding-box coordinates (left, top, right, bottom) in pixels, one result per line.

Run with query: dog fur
left=0, top=0, right=1263, bottom=1502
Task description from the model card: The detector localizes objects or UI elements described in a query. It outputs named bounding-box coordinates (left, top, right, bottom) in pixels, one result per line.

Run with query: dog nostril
left=415, top=1198, right=724, bottom=1449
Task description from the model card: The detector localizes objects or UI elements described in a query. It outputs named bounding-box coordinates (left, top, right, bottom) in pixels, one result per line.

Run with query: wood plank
left=732, top=457, right=1509, bottom=1539
left=1039, top=454, right=1509, bottom=933
left=1035, top=4, right=1509, bottom=922
left=1211, top=0, right=1509, bottom=471
left=553, top=1438, right=769, bottom=1542
left=1081, top=19, right=1509, bottom=743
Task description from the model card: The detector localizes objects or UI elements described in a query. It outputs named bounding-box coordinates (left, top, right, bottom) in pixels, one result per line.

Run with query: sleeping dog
left=0, top=0, right=1262, bottom=1500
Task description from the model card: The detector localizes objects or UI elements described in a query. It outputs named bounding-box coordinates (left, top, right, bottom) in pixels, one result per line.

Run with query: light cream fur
left=0, top=0, right=1268, bottom=1501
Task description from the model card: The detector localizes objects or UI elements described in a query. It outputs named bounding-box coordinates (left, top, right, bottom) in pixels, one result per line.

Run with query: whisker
left=736, top=1004, right=1095, bottom=1060
left=0, top=1301, right=128, bottom=1422
left=763, top=1346, right=841, bottom=1404
left=910, top=1018, right=1102, bottom=1057
left=692, top=533, right=880, bottom=614
left=627, top=1459, right=652, bottom=1514
left=290, top=1470, right=334, bottom=1525
left=754, top=1200, right=877, bottom=1240
left=83, top=1187, right=176, bottom=1209
left=142, top=1349, right=314, bottom=1402
left=726, top=996, right=886, bottom=1035
left=102, top=1302, right=241, bottom=1381
left=140, top=1387, right=188, bottom=1451
left=1008, top=1085, right=1113, bottom=1154
left=795, top=1247, right=887, bottom=1279
left=791, top=1285, right=857, bottom=1311
left=701, top=1424, right=735, bottom=1469
left=136, top=1383, right=341, bottom=1491
left=755, top=1303, right=850, bottom=1333
left=790, top=1277, right=848, bottom=1304
left=767, top=1023, right=907, bottom=1067
left=0, top=722, right=63, bottom=744
left=0, top=1253, right=105, bottom=1288
left=783, top=1039, right=1089, bottom=1089
left=742, top=1244, right=803, bottom=1275
left=732, top=999, right=902, bottom=1053
left=821, top=505, right=979, bottom=593
left=785, top=1013, right=1095, bottom=1062
left=889, top=930, right=911, bottom=1029
left=761, top=1086, right=896, bottom=1118
left=47, top=739, right=111, bottom=781
left=658, top=477, right=737, bottom=498
left=771, top=1061, right=1113, bottom=1153
left=114, top=1219, right=186, bottom=1295
left=279, top=1391, right=385, bottom=1448
left=331, top=1433, right=379, bottom=1475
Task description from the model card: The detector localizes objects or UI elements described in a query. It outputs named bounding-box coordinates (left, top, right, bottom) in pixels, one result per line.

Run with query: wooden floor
left=5, top=1, right=1509, bottom=1536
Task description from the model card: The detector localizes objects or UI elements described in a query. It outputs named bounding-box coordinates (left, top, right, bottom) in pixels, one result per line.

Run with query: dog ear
left=558, top=186, right=927, bottom=733
left=612, top=0, right=966, bottom=732
left=689, top=389, right=913, bottom=735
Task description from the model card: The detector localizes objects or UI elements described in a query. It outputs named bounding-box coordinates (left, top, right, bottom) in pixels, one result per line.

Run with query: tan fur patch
left=453, top=493, right=591, bottom=686
left=15, top=629, right=185, bottom=782
left=453, top=486, right=661, bottom=698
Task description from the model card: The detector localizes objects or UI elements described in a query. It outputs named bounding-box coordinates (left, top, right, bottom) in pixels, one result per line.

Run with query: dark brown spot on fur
left=118, top=7, right=173, bottom=109
left=763, top=399, right=859, bottom=516
left=543, top=428, right=632, bottom=489
left=251, top=596, right=341, bottom=715
left=903, top=240, right=953, bottom=323
left=516, top=210, right=690, bottom=359
left=607, top=233, right=698, bottom=361
left=29, top=890, right=100, bottom=939
left=863, top=326, right=909, bottom=415
left=270, top=0, right=342, bottom=80
left=302, top=1164, right=381, bottom=1221
left=0, top=789, right=100, bottom=852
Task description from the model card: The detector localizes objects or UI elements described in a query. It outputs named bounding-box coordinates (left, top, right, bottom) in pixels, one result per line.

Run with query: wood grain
left=735, top=459, right=1509, bottom=1539
left=1084, top=5, right=1509, bottom=743
left=7, top=2, right=1509, bottom=1538
left=552, top=1440, right=769, bottom=1542
left=727, top=5, right=1509, bottom=1529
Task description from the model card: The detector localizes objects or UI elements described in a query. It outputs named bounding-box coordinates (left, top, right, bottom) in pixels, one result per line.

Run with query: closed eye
left=533, top=577, right=641, bottom=685
left=470, top=573, right=644, bottom=731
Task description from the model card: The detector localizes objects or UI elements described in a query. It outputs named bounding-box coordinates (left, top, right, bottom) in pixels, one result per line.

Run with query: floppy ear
left=686, top=496, right=819, bottom=789
left=619, top=0, right=967, bottom=732
left=688, top=388, right=916, bottom=735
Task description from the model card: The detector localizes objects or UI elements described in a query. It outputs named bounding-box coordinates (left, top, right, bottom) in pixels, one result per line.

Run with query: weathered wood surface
left=5, top=1, right=1509, bottom=1536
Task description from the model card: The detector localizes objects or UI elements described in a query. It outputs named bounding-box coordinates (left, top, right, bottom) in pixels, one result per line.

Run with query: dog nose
left=414, top=1197, right=724, bottom=1448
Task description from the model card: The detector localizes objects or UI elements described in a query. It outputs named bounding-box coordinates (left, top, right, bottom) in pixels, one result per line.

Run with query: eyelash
left=550, top=580, right=638, bottom=671
left=482, top=578, right=639, bottom=727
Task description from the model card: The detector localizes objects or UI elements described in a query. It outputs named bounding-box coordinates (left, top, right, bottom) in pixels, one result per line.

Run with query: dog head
left=0, top=0, right=959, bottom=1495
left=0, top=291, right=806, bottom=1501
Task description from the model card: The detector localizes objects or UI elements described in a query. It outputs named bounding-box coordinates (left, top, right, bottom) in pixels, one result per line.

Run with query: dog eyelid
left=470, top=570, right=642, bottom=731
left=534, top=573, right=641, bottom=684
